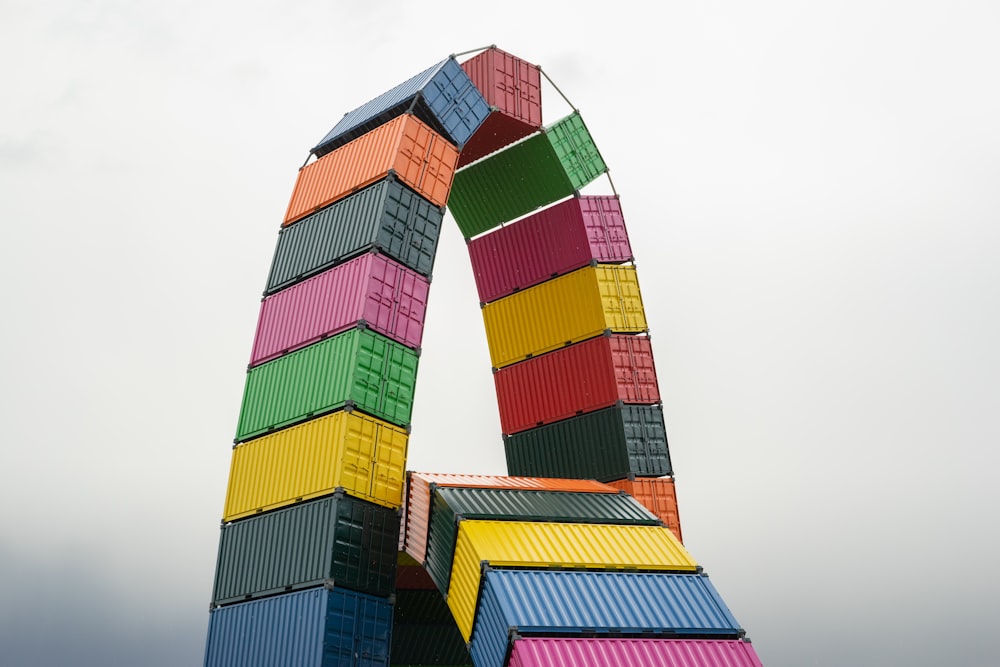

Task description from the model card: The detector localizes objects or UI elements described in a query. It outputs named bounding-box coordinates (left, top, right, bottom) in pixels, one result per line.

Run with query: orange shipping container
left=283, top=114, right=459, bottom=226
left=607, top=476, right=683, bottom=543
left=402, top=472, right=616, bottom=566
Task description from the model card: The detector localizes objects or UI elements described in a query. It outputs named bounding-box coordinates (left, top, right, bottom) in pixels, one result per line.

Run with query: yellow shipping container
left=481, top=264, right=647, bottom=369
left=446, top=520, right=698, bottom=641
left=223, top=409, right=408, bottom=521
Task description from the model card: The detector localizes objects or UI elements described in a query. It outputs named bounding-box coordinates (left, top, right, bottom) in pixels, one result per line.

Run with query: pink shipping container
left=494, top=334, right=660, bottom=435
left=402, top=471, right=616, bottom=565
left=508, top=638, right=764, bottom=667
left=249, top=252, right=429, bottom=366
left=468, top=196, right=633, bottom=304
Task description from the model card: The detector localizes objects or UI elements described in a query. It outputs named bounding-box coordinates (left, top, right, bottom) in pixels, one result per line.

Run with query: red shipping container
left=468, top=195, right=633, bottom=303
left=607, top=476, right=683, bottom=543
left=494, top=334, right=660, bottom=435
left=284, top=114, right=458, bottom=226
left=459, top=47, right=542, bottom=167
left=249, top=252, right=428, bottom=366
left=403, top=471, right=615, bottom=565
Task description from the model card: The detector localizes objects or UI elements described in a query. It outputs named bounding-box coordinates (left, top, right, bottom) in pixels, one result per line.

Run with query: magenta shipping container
left=508, top=638, right=764, bottom=667
left=467, top=195, right=632, bottom=304
left=494, top=333, right=660, bottom=435
left=249, top=252, right=429, bottom=366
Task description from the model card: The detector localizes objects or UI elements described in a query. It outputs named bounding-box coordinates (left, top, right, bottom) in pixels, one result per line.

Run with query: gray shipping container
left=212, top=492, right=399, bottom=605
left=266, top=175, right=443, bottom=294
left=503, top=404, right=672, bottom=482
left=423, top=486, right=661, bottom=594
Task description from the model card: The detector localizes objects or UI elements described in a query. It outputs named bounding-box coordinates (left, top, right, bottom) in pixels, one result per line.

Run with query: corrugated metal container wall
left=423, top=487, right=661, bottom=594
left=312, top=57, right=490, bottom=156
left=504, top=404, right=672, bottom=481
left=251, top=253, right=428, bottom=366
left=470, top=570, right=743, bottom=667
left=447, top=520, right=699, bottom=641
left=284, top=114, right=458, bottom=226
left=203, top=586, right=392, bottom=667
left=482, top=264, right=648, bottom=369
left=448, top=112, right=607, bottom=239
left=212, top=493, right=399, bottom=604
left=607, top=476, right=683, bottom=543
left=392, top=590, right=471, bottom=665
left=235, top=327, right=418, bottom=441
left=266, top=177, right=443, bottom=293
left=224, top=410, right=407, bottom=521
left=458, top=47, right=542, bottom=167
left=508, top=638, right=764, bottom=667
left=494, top=334, right=660, bottom=435
left=403, top=472, right=617, bottom=566
left=467, top=195, right=632, bottom=303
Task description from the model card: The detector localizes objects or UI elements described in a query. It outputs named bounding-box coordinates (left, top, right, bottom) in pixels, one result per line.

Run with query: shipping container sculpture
left=205, top=46, right=763, bottom=667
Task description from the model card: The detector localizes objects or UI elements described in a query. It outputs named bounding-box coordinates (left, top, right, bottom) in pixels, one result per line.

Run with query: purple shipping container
left=467, top=195, right=632, bottom=304
left=250, top=252, right=428, bottom=366
left=508, top=638, right=764, bottom=667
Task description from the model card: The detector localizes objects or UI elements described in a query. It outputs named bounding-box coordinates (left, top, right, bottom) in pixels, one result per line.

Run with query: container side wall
left=508, top=638, right=764, bottom=667
left=223, top=410, right=407, bottom=521
left=434, top=487, right=661, bottom=525
left=407, top=472, right=617, bottom=493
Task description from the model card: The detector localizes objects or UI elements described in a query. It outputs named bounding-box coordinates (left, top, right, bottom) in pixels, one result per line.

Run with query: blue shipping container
left=312, top=58, right=491, bottom=156
left=470, top=569, right=744, bottom=667
left=203, top=586, right=392, bottom=667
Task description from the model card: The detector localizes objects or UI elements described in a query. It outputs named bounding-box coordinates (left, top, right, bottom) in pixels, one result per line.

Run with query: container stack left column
left=203, top=58, right=491, bottom=667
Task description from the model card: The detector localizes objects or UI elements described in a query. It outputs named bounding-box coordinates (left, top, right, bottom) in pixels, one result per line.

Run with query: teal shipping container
left=448, top=112, right=607, bottom=239
left=266, top=176, right=443, bottom=294
left=212, top=492, right=399, bottom=605
left=503, top=404, right=672, bottom=481
left=423, top=486, right=661, bottom=593
left=235, top=327, right=418, bottom=441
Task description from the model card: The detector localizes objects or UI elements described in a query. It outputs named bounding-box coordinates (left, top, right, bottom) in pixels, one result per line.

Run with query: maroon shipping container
left=249, top=252, right=429, bottom=366
left=494, top=334, right=660, bottom=435
left=468, top=195, right=633, bottom=303
left=459, top=47, right=542, bottom=167
left=508, top=638, right=764, bottom=667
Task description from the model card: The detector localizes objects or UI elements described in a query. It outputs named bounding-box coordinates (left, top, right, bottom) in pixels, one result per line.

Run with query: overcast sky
left=2, top=1, right=999, bottom=666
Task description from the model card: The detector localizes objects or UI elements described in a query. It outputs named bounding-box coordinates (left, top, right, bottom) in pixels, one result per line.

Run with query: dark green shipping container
left=447, top=112, right=607, bottom=239
left=502, top=404, right=673, bottom=482
left=392, top=589, right=471, bottom=665
left=235, top=327, right=418, bottom=441
left=266, top=175, right=444, bottom=294
left=211, top=492, right=399, bottom=605
left=423, top=486, right=662, bottom=594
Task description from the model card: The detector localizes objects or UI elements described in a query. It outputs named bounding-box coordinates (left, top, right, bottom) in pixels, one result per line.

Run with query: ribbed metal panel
left=313, top=57, right=489, bottom=156
left=224, top=410, right=407, bottom=521
left=235, top=327, right=419, bottom=441
left=266, top=177, right=443, bottom=293
left=467, top=195, right=632, bottom=303
left=252, top=253, right=428, bottom=366
left=403, top=472, right=617, bottom=566
left=494, top=334, right=660, bottom=434
left=390, top=623, right=472, bottom=665
left=607, top=477, right=683, bottom=543
left=448, top=112, right=607, bottom=238
left=508, top=638, right=763, bottom=667
left=447, top=520, right=699, bottom=641
left=203, top=586, right=392, bottom=667
left=458, top=47, right=541, bottom=166
left=482, top=264, right=648, bottom=369
left=212, top=494, right=399, bottom=604
left=470, top=570, right=743, bottom=667
left=504, top=404, right=673, bottom=481
left=285, top=114, right=458, bottom=225
left=423, top=487, right=660, bottom=594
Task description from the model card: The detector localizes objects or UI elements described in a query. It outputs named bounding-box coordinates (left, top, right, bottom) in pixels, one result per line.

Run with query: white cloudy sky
left=2, top=1, right=998, bottom=666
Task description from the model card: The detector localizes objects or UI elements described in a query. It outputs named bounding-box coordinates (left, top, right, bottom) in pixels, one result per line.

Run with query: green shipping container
left=423, top=486, right=662, bottom=594
left=448, top=112, right=607, bottom=239
left=212, top=492, right=399, bottom=604
left=503, top=404, right=673, bottom=481
left=392, top=590, right=471, bottom=665
left=235, top=327, right=418, bottom=441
